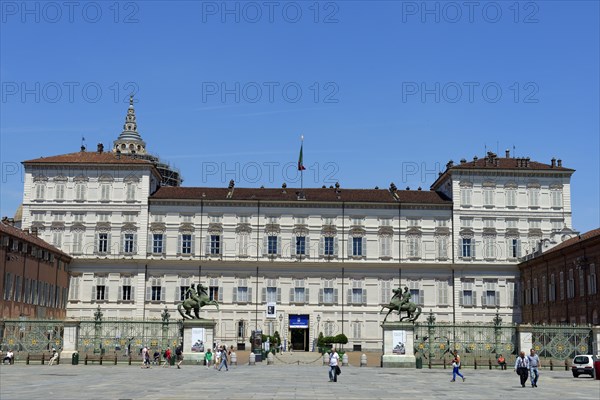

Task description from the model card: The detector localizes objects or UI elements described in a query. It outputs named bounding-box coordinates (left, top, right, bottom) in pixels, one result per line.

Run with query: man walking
left=218, top=346, right=229, bottom=371
left=514, top=351, right=530, bottom=387
left=328, top=348, right=340, bottom=382
left=175, top=345, right=184, bottom=369
left=527, top=349, right=540, bottom=387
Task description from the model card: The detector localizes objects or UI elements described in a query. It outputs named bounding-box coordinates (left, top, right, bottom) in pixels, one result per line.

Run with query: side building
left=0, top=218, right=72, bottom=319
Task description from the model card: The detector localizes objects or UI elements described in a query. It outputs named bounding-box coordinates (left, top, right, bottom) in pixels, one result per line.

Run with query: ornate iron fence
left=531, top=325, right=593, bottom=360
left=0, top=320, right=64, bottom=353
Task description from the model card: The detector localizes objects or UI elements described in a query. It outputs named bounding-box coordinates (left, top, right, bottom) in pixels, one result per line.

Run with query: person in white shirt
left=48, top=348, right=59, bottom=366
left=3, top=350, right=14, bottom=364
left=328, top=348, right=340, bottom=382
left=514, top=351, right=530, bottom=387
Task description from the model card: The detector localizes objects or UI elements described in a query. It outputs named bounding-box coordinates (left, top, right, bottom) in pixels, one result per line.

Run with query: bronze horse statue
left=177, top=284, right=219, bottom=319
left=380, top=294, right=422, bottom=323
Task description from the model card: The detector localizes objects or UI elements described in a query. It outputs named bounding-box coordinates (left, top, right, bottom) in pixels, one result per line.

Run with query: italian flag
left=298, top=141, right=306, bottom=171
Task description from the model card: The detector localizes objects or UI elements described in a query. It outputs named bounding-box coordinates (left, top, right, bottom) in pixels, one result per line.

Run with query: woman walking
left=450, top=351, right=465, bottom=382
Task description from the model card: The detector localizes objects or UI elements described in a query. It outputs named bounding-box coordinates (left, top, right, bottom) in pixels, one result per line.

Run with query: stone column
left=517, top=324, right=533, bottom=353
left=381, top=322, right=416, bottom=368
left=60, top=320, right=80, bottom=360
left=182, top=319, right=216, bottom=365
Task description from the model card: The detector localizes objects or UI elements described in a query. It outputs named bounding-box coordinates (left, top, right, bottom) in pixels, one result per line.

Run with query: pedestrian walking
left=527, top=349, right=540, bottom=387
left=214, top=347, right=221, bottom=369
left=175, top=345, right=184, bottom=369
left=205, top=349, right=213, bottom=369
left=450, top=351, right=465, bottom=382
left=162, top=347, right=171, bottom=368
left=514, top=351, right=530, bottom=387
left=218, top=346, right=229, bottom=371
left=328, top=348, right=340, bottom=382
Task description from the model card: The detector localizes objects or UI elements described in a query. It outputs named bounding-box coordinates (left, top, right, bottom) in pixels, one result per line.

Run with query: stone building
left=0, top=218, right=72, bottom=319
left=519, top=228, right=600, bottom=325
left=18, top=100, right=578, bottom=350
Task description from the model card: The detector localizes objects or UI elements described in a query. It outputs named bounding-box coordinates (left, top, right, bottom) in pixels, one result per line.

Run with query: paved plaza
left=1, top=362, right=599, bottom=400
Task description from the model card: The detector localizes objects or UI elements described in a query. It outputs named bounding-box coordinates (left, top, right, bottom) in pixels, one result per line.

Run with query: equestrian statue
left=380, top=286, right=422, bottom=323
left=177, top=283, right=220, bottom=319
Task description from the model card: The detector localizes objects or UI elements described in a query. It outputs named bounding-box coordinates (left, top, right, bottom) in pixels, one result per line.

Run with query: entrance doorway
left=290, top=328, right=309, bottom=351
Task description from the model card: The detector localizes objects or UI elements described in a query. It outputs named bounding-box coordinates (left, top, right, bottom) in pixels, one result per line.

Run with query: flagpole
left=300, top=135, right=304, bottom=191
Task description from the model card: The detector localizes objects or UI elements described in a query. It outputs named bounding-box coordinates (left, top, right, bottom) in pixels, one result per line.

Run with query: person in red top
left=162, top=347, right=172, bottom=368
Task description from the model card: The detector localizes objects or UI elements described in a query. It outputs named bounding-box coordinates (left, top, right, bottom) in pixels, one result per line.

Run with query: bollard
left=549, top=359, right=553, bottom=371
left=230, top=352, right=237, bottom=366
left=267, top=352, right=274, bottom=365
left=564, top=360, right=568, bottom=371
left=474, top=359, right=478, bottom=369
left=249, top=352, right=256, bottom=365
left=342, top=353, right=349, bottom=367
left=489, top=359, right=492, bottom=370
left=323, top=353, right=330, bottom=366
left=360, top=353, right=367, bottom=367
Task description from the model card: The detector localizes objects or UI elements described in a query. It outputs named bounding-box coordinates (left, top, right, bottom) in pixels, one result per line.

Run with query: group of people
left=515, top=349, right=541, bottom=387
left=205, top=345, right=233, bottom=371
left=140, top=345, right=184, bottom=369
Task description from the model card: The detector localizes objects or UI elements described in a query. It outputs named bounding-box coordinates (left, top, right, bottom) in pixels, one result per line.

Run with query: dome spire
left=113, top=94, right=147, bottom=155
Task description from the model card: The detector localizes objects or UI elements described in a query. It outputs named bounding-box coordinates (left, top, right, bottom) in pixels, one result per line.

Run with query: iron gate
left=0, top=320, right=64, bottom=353
left=531, top=325, right=593, bottom=359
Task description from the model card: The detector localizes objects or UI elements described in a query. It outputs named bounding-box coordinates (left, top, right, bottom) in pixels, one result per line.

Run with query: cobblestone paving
left=1, top=363, right=599, bottom=400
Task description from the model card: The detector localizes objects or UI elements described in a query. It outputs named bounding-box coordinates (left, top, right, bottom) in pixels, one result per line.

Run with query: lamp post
left=317, top=314, right=321, bottom=334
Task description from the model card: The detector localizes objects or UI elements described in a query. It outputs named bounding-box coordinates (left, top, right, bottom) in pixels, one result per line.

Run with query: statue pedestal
left=182, top=319, right=216, bottom=365
left=381, top=322, right=416, bottom=368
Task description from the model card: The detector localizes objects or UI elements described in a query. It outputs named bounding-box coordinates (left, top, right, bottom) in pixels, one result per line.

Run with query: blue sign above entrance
left=289, top=314, right=309, bottom=328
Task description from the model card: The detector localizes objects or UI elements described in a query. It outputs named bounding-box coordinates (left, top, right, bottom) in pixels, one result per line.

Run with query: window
left=126, top=182, right=136, bottom=201
left=210, top=234, right=221, bottom=255
left=349, top=280, right=366, bottom=304
left=437, top=236, right=448, bottom=259
left=239, top=216, right=250, bottom=224
left=460, top=218, right=472, bottom=228
left=460, top=188, right=472, bottom=206
left=549, top=274, right=556, bottom=302
left=407, top=236, right=420, bottom=258
left=506, top=219, right=518, bottom=229
left=324, top=321, right=334, bottom=337
left=151, top=233, right=164, bottom=254
left=290, top=280, right=307, bottom=304
left=352, top=321, right=361, bottom=340
left=559, top=271, right=565, bottom=300
left=120, top=277, right=133, bottom=301
left=567, top=269, right=575, bottom=298
left=75, top=182, right=86, bottom=201
left=380, top=280, right=391, bottom=304
left=379, top=235, right=392, bottom=258
left=505, top=189, right=517, bottom=207
left=181, top=234, right=193, bottom=254
left=437, top=279, right=449, bottom=306
left=407, top=218, right=420, bottom=227
left=295, top=216, right=306, bottom=225
left=55, top=183, right=65, bottom=201
left=97, top=213, right=110, bottom=222
left=460, top=238, right=474, bottom=258
left=3, top=273, right=13, bottom=301
left=529, top=219, right=541, bottom=229
left=295, top=236, right=306, bottom=256
left=123, top=213, right=137, bottom=223
left=178, top=277, right=191, bottom=301
left=551, top=220, right=563, bottom=231
left=589, top=264, right=597, bottom=295
left=579, top=269, right=585, bottom=297
left=482, top=280, right=499, bottom=307
left=509, top=238, right=521, bottom=259
left=483, top=219, right=495, bottom=228
left=123, top=233, right=136, bottom=254
left=209, top=286, right=219, bottom=301
left=210, top=215, right=222, bottom=224
left=100, top=183, right=111, bottom=201
left=528, top=187, right=540, bottom=207
left=34, top=183, right=45, bottom=201
left=267, top=235, right=278, bottom=255
left=532, top=279, right=539, bottom=304
left=461, top=280, right=474, bottom=306
left=267, top=216, right=278, bottom=224
left=408, top=280, right=422, bottom=306
left=181, top=215, right=193, bottom=223
left=551, top=189, right=562, bottom=208
left=483, top=188, right=495, bottom=207
left=351, top=217, right=363, bottom=226
left=97, top=233, right=109, bottom=253
left=323, top=236, right=335, bottom=256
left=322, top=285, right=335, bottom=304
left=73, top=213, right=85, bottom=222
left=72, top=231, right=83, bottom=254
left=436, top=219, right=448, bottom=227
left=93, top=276, right=107, bottom=301
left=69, top=276, right=80, bottom=301
left=234, top=280, right=251, bottom=303
left=238, top=233, right=249, bottom=257
left=323, top=217, right=334, bottom=225
left=352, top=237, right=365, bottom=257
left=380, top=218, right=391, bottom=226
left=264, top=279, right=279, bottom=303
left=52, top=230, right=63, bottom=248
left=483, top=236, right=496, bottom=259
left=32, top=212, right=45, bottom=222
left=541, top=276, right=547, bottom=303
left=147, top=277, right=164, bottom=302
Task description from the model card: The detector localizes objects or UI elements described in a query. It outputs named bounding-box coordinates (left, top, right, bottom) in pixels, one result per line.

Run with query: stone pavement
left=1, top=363, right=599, bottom=400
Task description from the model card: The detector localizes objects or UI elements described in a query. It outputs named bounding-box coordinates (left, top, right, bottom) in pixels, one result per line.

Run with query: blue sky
left=1, top=1, right=598, bottom=232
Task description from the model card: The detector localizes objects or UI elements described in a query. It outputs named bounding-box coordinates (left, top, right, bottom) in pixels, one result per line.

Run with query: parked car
left=571, top=354, right=598, bottom=378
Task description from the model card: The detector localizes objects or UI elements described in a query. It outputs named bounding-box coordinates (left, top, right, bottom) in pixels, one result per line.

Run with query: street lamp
left=316, top=314, right=321, bottom=334
left=279, top=314, right=283, bottom=333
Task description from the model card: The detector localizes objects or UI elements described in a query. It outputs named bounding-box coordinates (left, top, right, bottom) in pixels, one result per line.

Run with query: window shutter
left=495, top=291, right=501, bottom=306
left=277, top=236, right=282, bottom=256
left=160, top=286, right=166, bottom=301
left=305, top=288, right=309, bottom=304
left=175, top=287, right=180, bottom=302
left=190, top=234, right=195, bottom=255
left=319, top=288, right=323, bottom=304
left=471, top=241, right=475, bottom=258
left=277, top=288, right=281, bottom=302
left=362, top=289, right=367, bottom=305
left=146, top=286, right=152, bottom=301
left=233, top=287, right=237, bottom=303
left=319, top=237, right=324, bottom=256
left=147, top=234, right=152, bottom=254
left=263, top=235, right=269, bottom=256
left=218, top=287, right=223, bottom=302
left=362, top=237, right=367, bottom=257
left=516, top=240, right=521, bottom=258
left=248, top=287, right=252, bottom=303
left=262, top=288, right=266, bottom=302
left=481, top=294, right=486, bottom=306
left=472, top=292, right=477, bottom=306
left=347, top=237, right=353, bottom=257
left=133, top=233, right=138, bottom=254
left=107, top=233, right=112, bottom=254
left=205, top=235, right=210, bottom=256
left=94, top=233, right=99, bottom=254
left=105, top=286, right=109, bottom=301
left=419, top=289, right=424, bottom=306
left=177, top=235, right=182, bottom=254
left=131, top=286, right=135, bottom=300
left=91, top=286, right=96, bottom=301
left=334, top=289, right=338, bottom=304
left=121, top=234, right=126, bottom=254
left=347, top=289, right=352, bottom=304
left=291, top=236, right=297, bottom=255
left=459, top=292, right=463, bottom=306
left=334, top=237, right=339, bottom=256
left=118, top=286, right=122, bottom=301
left=289, top=288, right=295, bottom=303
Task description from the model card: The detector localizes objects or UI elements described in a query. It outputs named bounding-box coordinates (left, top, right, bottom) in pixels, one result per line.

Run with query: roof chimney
left=80, top=145, right=86, bottom=152
left=505, top=149, right=510, bottom=158
left=473, top=156, right=478, bottom=162
left=557, top=159, right=562, bottom=167
left=460, top=158, right=466, bottom=164
left=31, top=227, right=38, bottom=237
left=97, top=143, right=104, bottom=153
left=551, top=157, right=556, bottom=168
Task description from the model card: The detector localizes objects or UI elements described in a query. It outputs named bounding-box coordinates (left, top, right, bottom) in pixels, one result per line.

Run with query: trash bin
left=416, top=357, right=423, bottom=369
left=72, top=352, right=79, bottom=365
left=594, top=360, right=600, bottom=380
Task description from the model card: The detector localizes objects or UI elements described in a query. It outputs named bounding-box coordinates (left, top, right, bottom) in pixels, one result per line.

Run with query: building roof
left=23, top=151, right=155, bottom=166
left=0, top=221, right=72, bottom=260
left=542, top=228, right=600, bottom=256
left=151, top=186, right=452, bottom=204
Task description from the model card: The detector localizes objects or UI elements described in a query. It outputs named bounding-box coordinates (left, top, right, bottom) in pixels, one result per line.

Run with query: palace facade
left=18, top=99, right=578, bottom=350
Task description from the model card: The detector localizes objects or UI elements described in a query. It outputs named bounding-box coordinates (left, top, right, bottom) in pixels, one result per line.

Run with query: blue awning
left=289, top=314, right=309, bottom=328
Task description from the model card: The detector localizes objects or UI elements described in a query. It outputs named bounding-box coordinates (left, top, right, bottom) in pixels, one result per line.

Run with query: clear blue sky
left=1, top=1, right=598, bottom=232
